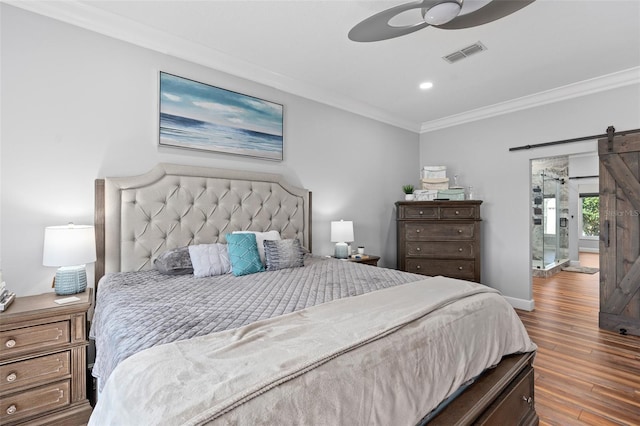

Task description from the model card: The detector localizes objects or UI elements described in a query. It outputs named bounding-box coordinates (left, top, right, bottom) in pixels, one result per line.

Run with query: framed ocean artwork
left=159, top=72, right=283, bottom=161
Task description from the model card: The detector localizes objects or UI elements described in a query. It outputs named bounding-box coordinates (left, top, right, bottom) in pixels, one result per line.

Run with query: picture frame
left=159, top=72, right=283, bottom=161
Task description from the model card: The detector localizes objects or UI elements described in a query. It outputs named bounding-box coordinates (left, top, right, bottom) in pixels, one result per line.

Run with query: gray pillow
left=154, top=246, right=194, bottom=275
left=264, top=239, right=305, bottom=271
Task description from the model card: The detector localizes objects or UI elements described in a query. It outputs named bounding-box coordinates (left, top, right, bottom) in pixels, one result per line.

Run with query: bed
left=88, top=163, right=538, bottom=425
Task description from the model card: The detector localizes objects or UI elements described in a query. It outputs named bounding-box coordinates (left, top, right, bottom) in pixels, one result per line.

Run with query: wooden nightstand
left=0, top=290, right=93, bottom=425
left=348, top=255, right=380, bottom=266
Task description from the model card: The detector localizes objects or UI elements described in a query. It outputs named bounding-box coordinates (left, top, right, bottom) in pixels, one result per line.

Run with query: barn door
left=599, top=129, right=640, bottom=336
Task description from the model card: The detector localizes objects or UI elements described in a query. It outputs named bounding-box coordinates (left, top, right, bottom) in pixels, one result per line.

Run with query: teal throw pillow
left=225, top=233, right=265, bottom=276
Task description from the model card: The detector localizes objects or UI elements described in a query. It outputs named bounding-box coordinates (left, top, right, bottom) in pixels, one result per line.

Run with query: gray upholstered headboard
left=95, top=163, right=312, bottom=285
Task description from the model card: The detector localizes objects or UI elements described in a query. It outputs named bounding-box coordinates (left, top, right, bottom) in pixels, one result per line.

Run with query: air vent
left=443, top=41, right=487, bottom=64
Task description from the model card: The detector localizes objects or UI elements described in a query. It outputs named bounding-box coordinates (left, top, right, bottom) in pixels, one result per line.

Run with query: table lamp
left=331, top=220, right=354, bottom=259
left=43, top=223, right=96, bottom=295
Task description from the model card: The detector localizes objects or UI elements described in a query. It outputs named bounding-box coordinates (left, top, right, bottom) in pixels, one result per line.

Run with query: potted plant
left=402, top=184, right=415, bottom=201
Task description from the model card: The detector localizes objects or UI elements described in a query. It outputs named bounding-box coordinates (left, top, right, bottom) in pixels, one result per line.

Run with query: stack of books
left=0, top=280, right=15, bottom=312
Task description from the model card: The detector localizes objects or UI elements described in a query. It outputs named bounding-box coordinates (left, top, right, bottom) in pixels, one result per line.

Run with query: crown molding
left=420, top=67, right=640, bottom=133
left=7, top=2, right=638, bottom=136
left=6, top=0, right=420, bottom=133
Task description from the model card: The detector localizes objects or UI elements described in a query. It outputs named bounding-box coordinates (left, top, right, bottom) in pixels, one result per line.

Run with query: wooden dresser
left=0, top=290, right=92, bottom=425
left=396, top=200, right=482, bottom=282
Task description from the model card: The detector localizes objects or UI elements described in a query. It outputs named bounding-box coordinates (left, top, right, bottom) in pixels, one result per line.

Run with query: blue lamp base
left=334, top=242, right=348, bottom=259
left=55, top=265, right=87, bottom=295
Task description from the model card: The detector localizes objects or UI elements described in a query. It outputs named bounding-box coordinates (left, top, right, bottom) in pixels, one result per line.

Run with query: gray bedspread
left=90, top=256, right=424, bottom=390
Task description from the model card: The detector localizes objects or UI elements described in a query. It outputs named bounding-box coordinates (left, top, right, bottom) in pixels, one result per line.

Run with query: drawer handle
left=416, top=229, right=420, bottom=233
left=455, top=210, right=460, bottom=215
left=458, top=266, right=463, bottom=270
left=6, top=404, right=17, bottom=415
left=458, top=248, right=463, bottom=252
left=522, top=395, right=533, bottom=405
left=416, top=265, right=421, bottom=269
left=6, top=372, right=17, bottom=383
left=419, top=210, right=423, bottom=215
left=5, top=339, right=16, bottom=349
left=458, top=229, right=463, bottom=234
left=416, top=247, right=421, bottom=251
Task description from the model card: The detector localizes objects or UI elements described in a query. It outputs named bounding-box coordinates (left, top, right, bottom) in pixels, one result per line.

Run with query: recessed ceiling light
left=419, top=82, right=433, bottom=90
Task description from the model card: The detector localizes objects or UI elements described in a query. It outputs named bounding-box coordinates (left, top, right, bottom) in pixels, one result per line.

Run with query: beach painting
left=159, top=72, right=283, bottom=161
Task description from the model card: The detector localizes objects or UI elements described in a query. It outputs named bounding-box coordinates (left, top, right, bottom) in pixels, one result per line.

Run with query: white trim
left=503, top=296, right=535, bottom=312
left=420, top=67, right=640, bottom=133
left=8, top=2, right=640, bottom=135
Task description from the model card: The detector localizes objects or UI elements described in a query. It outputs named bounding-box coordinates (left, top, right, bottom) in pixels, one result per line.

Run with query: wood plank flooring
left=516, top=253, right=640, bottom=425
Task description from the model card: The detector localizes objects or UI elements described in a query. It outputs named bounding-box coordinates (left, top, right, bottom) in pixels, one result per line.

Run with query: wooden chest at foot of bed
left=427, top=351, right=538, bottom=425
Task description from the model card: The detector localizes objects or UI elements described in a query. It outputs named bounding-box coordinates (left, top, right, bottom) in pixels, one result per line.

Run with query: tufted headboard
left=94, top=163, right=312, bottom=286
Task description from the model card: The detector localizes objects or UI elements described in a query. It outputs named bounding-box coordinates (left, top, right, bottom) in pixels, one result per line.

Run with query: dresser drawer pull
left=458, top=266, right=463, bottom=270
left=416, top=229, right=420, bottom=233
left=458, top=247, right=463, bottom=252
left=455, top=210, right=460, bottom=215
left=416, top=247, right=421, bottom=251
left=6, top=404, right=17, bottom=415
left=5, top=339, right=16, bottom=348
left=6, top=372, right=17, bottom=382
left=416, top=265, right=421, bottom=269
left=419, top=211, right=423, bottom=215
left=458, top=229, right=463, bottom=234
left=522, top=395, right=533, bottom=405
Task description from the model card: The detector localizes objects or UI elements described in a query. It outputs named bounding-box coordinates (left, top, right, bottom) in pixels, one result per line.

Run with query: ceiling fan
left=348, top=0, right=535, bottom=42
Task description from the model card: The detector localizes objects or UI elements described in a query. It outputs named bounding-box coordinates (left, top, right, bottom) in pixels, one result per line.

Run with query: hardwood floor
left=516, top=253, right=640, bottom=425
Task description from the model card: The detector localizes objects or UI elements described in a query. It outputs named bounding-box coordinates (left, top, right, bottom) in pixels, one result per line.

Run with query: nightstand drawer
left=404, top=223, right=476, bottom=241
left=1, top=380, right=70, bottom=423
left=405, top=259, right=476, bottom=280
left=0, top=351, right=70, bottom=394
left=1, top=321, right=70, bottom=358
left=406, top=241, right=476, bottom=258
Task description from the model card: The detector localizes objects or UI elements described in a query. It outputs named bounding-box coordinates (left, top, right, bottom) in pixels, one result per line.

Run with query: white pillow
left=232, top=230, right=281, bottom=265
left=188, top=243, right=231, bottom=278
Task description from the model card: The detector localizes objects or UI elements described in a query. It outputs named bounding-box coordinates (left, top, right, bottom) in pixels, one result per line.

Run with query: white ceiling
left=10, top=0, right=640, bottom=132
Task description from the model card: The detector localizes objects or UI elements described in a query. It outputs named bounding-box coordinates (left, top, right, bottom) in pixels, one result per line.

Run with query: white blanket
left=89, top=276, right=536, bottom=426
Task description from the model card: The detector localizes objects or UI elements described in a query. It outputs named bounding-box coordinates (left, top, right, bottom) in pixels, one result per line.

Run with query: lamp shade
left=43, top=224, right=96, bottom=267
left=331, top=220, right=354, bottom=243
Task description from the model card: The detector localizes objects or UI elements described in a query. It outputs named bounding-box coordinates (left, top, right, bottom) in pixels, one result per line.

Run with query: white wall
left=1, top=5, right=419, bottom=296
left=420, top=84, right=640, bottom=307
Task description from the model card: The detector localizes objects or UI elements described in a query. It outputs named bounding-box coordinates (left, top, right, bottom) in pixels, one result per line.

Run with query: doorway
left=531, top=156, right=570, bottom=277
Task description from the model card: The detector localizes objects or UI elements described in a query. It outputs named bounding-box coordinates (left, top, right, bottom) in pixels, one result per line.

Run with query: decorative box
left=414, top=189, right=438, bottom=201
left=421, top=178, right=449, bottom=190
left=421, top=166, right=447, bottom=179
left=437, top=188, right=465, bottom=200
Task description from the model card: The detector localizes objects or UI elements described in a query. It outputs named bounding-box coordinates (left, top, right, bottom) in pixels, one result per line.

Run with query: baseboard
left=504, top=296, right=535, bottom=312
left=579, top=248, right=599, bottom=253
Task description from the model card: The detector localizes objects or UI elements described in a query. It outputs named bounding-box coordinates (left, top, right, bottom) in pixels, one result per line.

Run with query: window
left=580, top=194, right=599, bottom=238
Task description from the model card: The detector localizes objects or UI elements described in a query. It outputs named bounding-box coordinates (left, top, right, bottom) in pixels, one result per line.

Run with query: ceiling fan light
left=424, top=2, right=462, bottom=25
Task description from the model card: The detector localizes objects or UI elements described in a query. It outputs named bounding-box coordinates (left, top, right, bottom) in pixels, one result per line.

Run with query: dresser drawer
left=405, top=223, right=476, bottom=241
left=0, top=351, right=70, bottom=394
left=440, top=206, right=478, bottom=219
left=405, top=259, right=476, bottom=280
left=398, top=205, right=439, bottom=219
left=406, top=241, right=476, bottom=258
left=1, top=322, right=70, bottom=359
left=477, top=368, right=535, bottom=425
left=1, top=380, right=70, bottom=423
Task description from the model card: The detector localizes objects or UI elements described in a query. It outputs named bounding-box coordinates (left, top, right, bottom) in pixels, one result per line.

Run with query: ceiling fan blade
left=348, top=0, right=438, bottom=42
left=436, top=0, right=535, bottom=30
